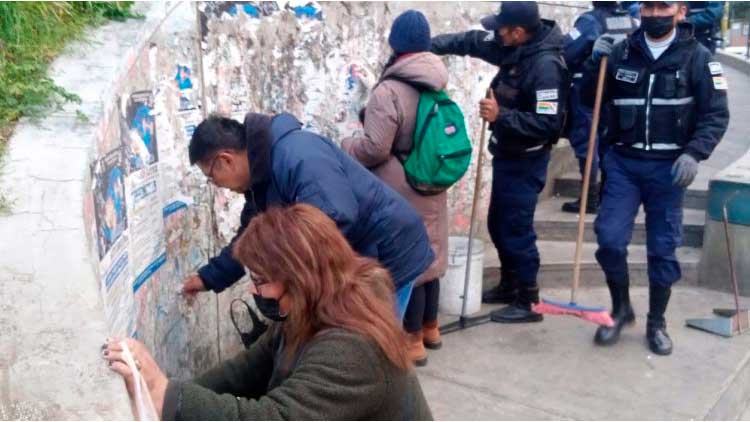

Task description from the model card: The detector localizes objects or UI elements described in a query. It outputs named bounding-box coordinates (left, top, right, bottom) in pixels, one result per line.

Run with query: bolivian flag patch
left=536, top=101, right=558, bottom=115
left=713, top=76, right=728, bottom=90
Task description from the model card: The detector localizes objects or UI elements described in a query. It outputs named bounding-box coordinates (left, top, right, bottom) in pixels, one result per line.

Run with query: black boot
left=490, top=284, right=543, bottom=323
left=482, top=269, right=518, bottom=304
left=561, top=183, right=599, bottom=214
left=647, top=285, right=673, bottom=356
left=594, top=279, right=635, bottom=345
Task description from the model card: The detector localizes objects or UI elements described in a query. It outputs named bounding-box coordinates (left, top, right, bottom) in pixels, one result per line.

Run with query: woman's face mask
left=253, top=294, right=287, bottom=322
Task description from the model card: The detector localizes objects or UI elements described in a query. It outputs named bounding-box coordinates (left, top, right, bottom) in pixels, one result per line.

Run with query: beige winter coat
left=342, top=52, right=449, bottom=285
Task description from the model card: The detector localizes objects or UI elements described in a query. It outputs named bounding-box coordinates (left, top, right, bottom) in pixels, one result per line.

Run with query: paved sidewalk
left=419, top=286, right=750, bottom=420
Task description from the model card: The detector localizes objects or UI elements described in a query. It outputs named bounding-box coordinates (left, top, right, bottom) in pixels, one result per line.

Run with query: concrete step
left=482, top=240, right=701, bottom=289
left=554, top=171, right=709, bottom=210
left=534, top=196, right=706, bottom=247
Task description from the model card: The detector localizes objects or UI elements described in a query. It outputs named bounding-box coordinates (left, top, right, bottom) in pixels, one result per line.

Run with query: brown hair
left=233, top=204, right=412, bottom=370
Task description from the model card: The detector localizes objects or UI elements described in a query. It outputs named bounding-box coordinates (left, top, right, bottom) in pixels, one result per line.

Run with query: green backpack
left=389, top=77, right=473, bottom=195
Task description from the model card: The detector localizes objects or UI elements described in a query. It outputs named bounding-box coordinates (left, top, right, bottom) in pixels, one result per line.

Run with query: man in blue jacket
left=181, top=112, right=434, bottom=318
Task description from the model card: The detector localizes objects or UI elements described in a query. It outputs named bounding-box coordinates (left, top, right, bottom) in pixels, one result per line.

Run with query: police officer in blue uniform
left=584, top=1, right=729, bottom=355
left=686, top=1, right=725, bottom=54
left=562, top=2, right=638, bottom=214
left=431, top=2, right=568, bottom=323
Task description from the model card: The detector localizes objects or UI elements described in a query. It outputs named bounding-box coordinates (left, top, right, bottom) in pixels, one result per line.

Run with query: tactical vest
left=608, top=33, right=699, bottom=155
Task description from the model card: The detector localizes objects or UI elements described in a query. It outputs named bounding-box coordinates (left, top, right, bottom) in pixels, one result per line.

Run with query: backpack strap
left=381, top=75, right=432, bottom=92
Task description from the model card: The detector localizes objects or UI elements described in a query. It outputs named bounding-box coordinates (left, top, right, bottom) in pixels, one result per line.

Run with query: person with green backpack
left=342, top=9, right=471, bottom=367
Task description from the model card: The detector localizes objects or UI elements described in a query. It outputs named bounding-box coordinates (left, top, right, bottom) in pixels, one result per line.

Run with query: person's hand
left=592, top=35, right=615, bottom=62
left=182, top=274, right=207, bottom=304
left=671, top=153, right=699, bottom=187
left=479, top=89, right=500, bottom=123
left=103, top=337, right=168, bottom=418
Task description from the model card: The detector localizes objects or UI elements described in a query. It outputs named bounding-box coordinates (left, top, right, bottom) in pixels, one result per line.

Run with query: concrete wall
left=0, top=2, right=582, bottom=418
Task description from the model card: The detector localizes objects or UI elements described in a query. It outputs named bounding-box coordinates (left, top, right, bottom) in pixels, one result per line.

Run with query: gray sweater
left=162, top=325, right=433, bottom=420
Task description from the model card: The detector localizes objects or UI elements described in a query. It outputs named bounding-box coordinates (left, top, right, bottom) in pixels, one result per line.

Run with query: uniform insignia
left=713, top=76, right=728, bottom=90
left=569, top=28, right=581, bottom=41
left=536, top=89, right=558, bottom=101
left=536, top=101, right=558, bottom=115
left=708, top=62, right=723, bottom=75
left=615, top=68, right=639, bottom=84
left=483, top=32, right=494, bottom=42
left=605, top=16, right=633, bottom=30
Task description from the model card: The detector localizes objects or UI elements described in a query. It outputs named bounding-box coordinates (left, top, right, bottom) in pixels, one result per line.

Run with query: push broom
left=531, top=57, right=614, bottom=327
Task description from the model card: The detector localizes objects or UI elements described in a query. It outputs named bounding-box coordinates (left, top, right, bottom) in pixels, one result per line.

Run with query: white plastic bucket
left=439, top=236, right=485, bottom=316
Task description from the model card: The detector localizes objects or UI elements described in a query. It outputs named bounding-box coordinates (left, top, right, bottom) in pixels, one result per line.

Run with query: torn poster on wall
left=175, top=65, right=197, bottom=112
left=122, top=90, right=167, bottom=294
left=123, top=91, right=159, bottom=173
left=125, top=164, right=166, bottom=293
left=92, top=146, right=135, bottom=336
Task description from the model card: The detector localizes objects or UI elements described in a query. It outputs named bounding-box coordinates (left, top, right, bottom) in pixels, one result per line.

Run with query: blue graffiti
left=346, top=65, right=356, bottom=90
left=228, top=3, right=260, bottom=18
left=293, top=4, right=322, bottom=20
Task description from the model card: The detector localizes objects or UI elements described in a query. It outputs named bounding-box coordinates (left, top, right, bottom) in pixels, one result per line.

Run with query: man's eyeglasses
left=206, top=155, right=219, bottom=184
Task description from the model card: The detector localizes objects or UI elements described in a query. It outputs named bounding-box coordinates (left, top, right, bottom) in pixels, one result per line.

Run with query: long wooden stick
left=571, top=57, right=608, bottom=304
left=722, top=193, right=743, bottom=333
left=460, top=88, right=492, bottom=317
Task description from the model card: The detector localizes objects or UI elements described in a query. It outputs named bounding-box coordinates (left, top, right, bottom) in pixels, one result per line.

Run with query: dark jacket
left=687, top=1, right=724, bottom=53
left=581, top=23, right=730, bottom=161
left=162, top=326, right=434, bottom=420
left=197, top=113, right=434, bottom=292
left=564, top=5, right=637, bottom=75
left=431, top=20, right=569, bottom=158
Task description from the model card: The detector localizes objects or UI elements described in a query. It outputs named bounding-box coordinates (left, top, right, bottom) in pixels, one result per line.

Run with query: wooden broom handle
left=572, top=57, right=608, bottom=304
left=461, top=88, right=492, bottom=317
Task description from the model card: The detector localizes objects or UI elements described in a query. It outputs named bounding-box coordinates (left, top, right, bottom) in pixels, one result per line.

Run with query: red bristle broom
left=532, top=57, right=614, bottom=328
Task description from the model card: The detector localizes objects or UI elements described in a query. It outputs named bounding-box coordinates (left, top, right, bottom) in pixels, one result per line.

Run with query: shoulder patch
left=536, top=101, right=558, bottom=115
left=712, top=76, right=728, bottom=90
left=708, top=61, right=723, bottom=75
left=536, top=89, right=558, bottom=101
left=483, top=31, right=495, bottom=42
left=568, top=28, right=581, bottom=41
left=615, top=68, right=639, bottom=84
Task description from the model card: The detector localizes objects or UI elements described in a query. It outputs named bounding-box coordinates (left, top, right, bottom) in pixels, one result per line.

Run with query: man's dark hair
left=189, top=114, right=246, bottom=165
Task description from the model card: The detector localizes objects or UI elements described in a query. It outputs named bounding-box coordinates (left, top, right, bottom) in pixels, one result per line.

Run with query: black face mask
left=641, top=15, right=676, bottom=39
left=253, top=294, right=287, bottom=322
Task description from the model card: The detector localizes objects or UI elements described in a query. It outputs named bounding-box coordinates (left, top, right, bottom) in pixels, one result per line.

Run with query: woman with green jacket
left=103, top=204, right=433, bottom=420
